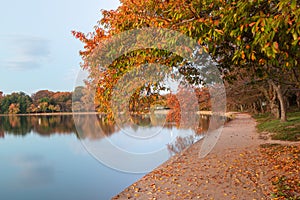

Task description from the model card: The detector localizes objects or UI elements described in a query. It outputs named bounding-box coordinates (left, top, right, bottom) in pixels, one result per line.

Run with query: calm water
left=0, top=114, right=209, bottom=200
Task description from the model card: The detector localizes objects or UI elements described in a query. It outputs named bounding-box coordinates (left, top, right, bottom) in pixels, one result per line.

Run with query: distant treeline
left=0, top=86, right=93, bottom=114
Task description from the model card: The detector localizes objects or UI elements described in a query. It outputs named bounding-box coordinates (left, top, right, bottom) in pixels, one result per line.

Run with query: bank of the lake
left=0, top=112, right=98, bottom=117
left=0, top=110, right=235, bottom=118
left=113, top=113, right=300, bottom=199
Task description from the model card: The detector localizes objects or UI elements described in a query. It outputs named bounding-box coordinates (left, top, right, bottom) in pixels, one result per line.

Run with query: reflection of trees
left=130, top=114, right=151, bottom=127
left=0, top=114, right=212, bottom=143
left=0, top=116, right=32, bottom=136
left=0, top=115, right=76, bottom=137
left=97, top=115, right=119, bottom=136
left=31, top=116, right=76, bottom=136
left=166, top=115, right=211, bottom=156
left=74, top=115, right=119, bottom=140
left=195, top=115, right=210, bottom=134
left=167, top=135, right=196, bottom=156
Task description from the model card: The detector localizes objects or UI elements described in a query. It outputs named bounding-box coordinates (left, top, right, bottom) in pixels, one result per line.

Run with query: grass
left=254, top=111, right=300, bottom=141
left=271, top=175, right=300, bottom=200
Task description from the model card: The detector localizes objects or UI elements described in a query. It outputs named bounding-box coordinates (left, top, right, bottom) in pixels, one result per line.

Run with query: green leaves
left=74, top=0, right=300, bottom=118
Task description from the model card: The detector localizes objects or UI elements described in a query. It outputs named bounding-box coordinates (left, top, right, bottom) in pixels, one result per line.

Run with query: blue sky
left=0, top=0, right=120, bottom=95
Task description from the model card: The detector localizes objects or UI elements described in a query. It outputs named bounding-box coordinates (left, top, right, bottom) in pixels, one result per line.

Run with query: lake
left=0, top=114, right=210, bottom=199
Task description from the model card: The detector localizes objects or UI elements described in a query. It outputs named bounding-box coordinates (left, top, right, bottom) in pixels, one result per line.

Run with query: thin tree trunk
left=296, top=91, right=300, bottom=108
left=277, top=87, right=287, bottom=122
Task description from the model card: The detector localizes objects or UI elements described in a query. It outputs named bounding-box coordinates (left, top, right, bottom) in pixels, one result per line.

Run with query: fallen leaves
left=260, top=145, right=300, bottom=199
left=113, top=143, right=300, bottom=200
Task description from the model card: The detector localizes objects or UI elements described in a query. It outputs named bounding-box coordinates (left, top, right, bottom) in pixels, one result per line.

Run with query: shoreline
left=0, top=112, right=98, bottom=117
left=0, top=111, right=236, bottom=118
left=112, top=113, right=273, bottom=199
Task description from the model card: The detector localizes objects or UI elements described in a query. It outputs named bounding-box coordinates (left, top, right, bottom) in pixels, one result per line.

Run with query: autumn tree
left=73, top=0, right=224, bottom=120
left=50, top=92, right=72, bottom=112
left=74, top=0, right=299, bottom=122
left=8, top=103, right=20, bottom=114
left=31, top=90, right=54, bottom=106
left=30, top=90, right=72, bottom=113
left=72, top=86, right=95, bottom=112
left=211, top=0, right=300, bottom=121
left=0, top=92, right=32, bottom=114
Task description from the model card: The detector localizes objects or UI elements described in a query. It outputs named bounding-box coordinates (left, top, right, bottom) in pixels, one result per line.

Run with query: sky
left=0, top=0, right=120, bottom=95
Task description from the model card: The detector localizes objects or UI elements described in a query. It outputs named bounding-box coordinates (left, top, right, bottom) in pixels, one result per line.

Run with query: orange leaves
left=249, top=22, right=256, bottom=27
left=214, top=29, right=224, bottom=35
left=251, top=52, right=256, bottom=61
left=273, top=42, right=279, bottom=50
left=241, top=51, right=245, bottom=60
left=259, top=144, right=300, bottom=199
left=197, top=18, right=205, bottom=23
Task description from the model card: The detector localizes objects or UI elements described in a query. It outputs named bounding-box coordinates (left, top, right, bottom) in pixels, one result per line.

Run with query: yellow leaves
left=240, top=24, right=244, bottom=32
left=203, top=46, right=209, bottom=53
left=215, top=29, right=224, bottom=35
left=197, top=38, right=202, bottom=45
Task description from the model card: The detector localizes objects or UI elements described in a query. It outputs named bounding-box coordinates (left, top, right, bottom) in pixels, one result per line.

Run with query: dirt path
left=113, top=113, right=299, bottom=200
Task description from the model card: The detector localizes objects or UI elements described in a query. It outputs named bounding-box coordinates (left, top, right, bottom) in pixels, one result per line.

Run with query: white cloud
left=0, top=35, right=51, bottom=71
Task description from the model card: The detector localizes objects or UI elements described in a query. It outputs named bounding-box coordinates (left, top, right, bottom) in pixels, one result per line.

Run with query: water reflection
left=0, top=115, right=76, bottom=137
left=73, top=113, right=212, bottom=173
left=0, top=114, right=211, bottom=156
left=0, top=114, right=212, bottom=198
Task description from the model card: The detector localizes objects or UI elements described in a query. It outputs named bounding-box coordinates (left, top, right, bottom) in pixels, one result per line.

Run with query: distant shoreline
left=0, top=112, right=98, bottom=117
left=0, top=111, right=236, bottom=118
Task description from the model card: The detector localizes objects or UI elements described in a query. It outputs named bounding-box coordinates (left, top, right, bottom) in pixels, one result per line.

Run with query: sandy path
left=112, top=113, right=288, bottom=200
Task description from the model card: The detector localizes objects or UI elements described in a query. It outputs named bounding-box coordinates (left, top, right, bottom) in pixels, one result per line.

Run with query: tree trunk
left=277, top=87, right=287, bottom=122
left=253, top=102, right=258, bottom=114
left=269, top=80, right=287, bottom=122
left=240, top=104, right=244, bottom=112
left=259, top=83, right=279, bottom=119
left=296, top=91, right=300, bottom=108
left=270, top=98, right=280, bottom=119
